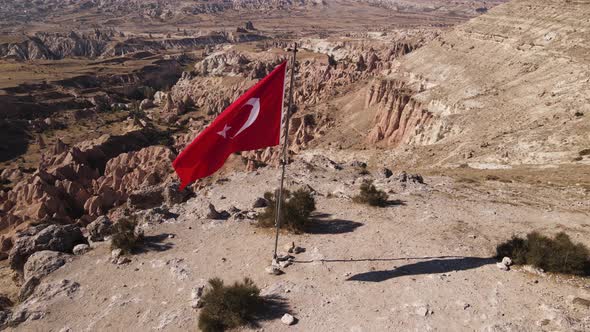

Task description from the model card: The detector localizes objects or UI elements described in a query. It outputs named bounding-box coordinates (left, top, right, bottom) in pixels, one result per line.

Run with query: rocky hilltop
left=0, top=0, right=589, bottom=330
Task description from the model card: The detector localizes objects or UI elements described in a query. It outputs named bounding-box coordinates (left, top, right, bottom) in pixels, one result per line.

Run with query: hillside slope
left=366, top=0, right=590, bottom=168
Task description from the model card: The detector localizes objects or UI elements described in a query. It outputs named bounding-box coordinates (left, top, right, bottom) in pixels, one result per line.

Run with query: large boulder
left=8, top=224, right=85, bottom=272
left=86, top=215, right=113, bottom=241
left=23, top=251, right=72, bottom=280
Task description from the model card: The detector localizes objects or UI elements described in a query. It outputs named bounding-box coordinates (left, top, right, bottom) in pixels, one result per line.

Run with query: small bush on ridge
left=353, top=180, right=388, bottom=207
left=198, top=278, right=264, bottom=332
left=111, top=217, right=143, bottom=254
left=496, top=232, right=590, bottom=276
left=257, top=188, right=316, bottom=233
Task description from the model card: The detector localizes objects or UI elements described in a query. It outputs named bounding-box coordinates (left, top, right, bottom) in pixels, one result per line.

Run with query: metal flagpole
left=273, top=43, right=298, bottom=261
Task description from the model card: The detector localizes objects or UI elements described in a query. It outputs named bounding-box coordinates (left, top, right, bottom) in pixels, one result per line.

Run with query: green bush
left=496, top=232, right=590, bottom=276
left=257, top=188, right=316, bottom=234
left=111, top=217, right=143, bottom=255
left=353, top=180, right=388, bottom=207
left=198, top=278, right=264, bottom=332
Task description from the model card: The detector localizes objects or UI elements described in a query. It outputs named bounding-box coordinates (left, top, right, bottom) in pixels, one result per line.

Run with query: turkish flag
left=173, top=61, right=287, bottom=189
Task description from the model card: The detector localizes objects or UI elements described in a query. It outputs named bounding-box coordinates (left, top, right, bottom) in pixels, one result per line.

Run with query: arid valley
left=0, top=0, right=589, bottom=331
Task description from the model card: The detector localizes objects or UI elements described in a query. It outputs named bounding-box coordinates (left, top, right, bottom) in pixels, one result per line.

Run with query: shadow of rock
left=347, top=257, right=495, bottom=282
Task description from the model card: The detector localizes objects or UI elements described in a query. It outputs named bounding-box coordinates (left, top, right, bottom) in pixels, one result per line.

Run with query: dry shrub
left=496, top=232, right=590, bottom=276
left=198, top=278, right=264, bottom=332
left=111, top=217, right=143, bottom=254
left=353, top=180, right=388, bottom=207
left=257, top=189, right=316, bottom=234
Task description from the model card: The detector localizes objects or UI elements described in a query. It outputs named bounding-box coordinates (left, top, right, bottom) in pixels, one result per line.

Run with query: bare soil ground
left=8, top=150, right=589, bottom=331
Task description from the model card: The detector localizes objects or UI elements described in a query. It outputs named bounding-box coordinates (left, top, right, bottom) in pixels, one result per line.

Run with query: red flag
left=173, top=61, right=287, bottom=189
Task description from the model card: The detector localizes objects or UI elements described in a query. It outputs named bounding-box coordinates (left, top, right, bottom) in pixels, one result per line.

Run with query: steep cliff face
left=368, top=0, right=590, bottom=166
left=366, top=79, right=435, bottom=147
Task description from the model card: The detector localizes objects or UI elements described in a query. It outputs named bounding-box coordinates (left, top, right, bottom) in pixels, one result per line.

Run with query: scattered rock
left=135, top=206, right=179, bottom=226
left=206, top=203, right=230, bottom=220
left=397, top=171, right=424, bottom=184
left=415, top=305, right=432, bottom=316
left=378, top=167, right=393, bottom=178
left=293, top=246, right=305, bottom=254
left=111, top=249, right=123, bottom=260
left=86, top=216, right=113, bottom=242
left=128, top=185, right=165, bottom=210
left=502, top=257, right=512, bottom=266
left=72, top=244, right=90, bottom=256
left=350, top=161, right=367, bottom=168
left=572, top=297, right=590, bottom=309
left=115, top=256, right=131, bottom=265
left=163, top=181, right=192, bottom=206
left=265, top=266, right=282, bottom=275
left=281, top=313, right=296, bottom=325
left=283, top=242, right=295, bottom=253
left=496, top=262, right=509, bottom=271
left=190, top=285, right=205, bottom=309
left=253, top=197, right=268, bottom=208
left=228, top=206, right=241, bottom=214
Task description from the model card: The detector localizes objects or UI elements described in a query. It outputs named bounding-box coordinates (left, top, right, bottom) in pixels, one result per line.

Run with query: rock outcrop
left=86, top=145, right=177, bottom=216
left=23, top=251, right=72, bottom=281
left=8, top=224, right=85, bottom=272
left=0, top=129, right=161, bottom=230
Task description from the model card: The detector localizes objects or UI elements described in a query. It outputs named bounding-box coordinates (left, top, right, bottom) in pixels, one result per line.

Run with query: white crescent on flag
left=232, top=97, right=260, bottom=139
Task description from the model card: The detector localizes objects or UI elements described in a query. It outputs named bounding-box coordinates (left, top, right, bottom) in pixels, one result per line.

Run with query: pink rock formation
left=367, top=79, right=433, bottom=146
left=87, top=145, right=177, bottom=217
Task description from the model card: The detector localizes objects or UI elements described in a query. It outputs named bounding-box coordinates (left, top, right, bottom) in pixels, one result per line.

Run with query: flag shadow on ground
left=306, top=213, right=363, bottom=234
left=136, top=233, right=175, bottom=253
left=346, top=257, right=495, bottom=282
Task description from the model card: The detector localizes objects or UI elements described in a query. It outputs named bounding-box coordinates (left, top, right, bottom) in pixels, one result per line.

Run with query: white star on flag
left=217, top=124, right=231, bottom=138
